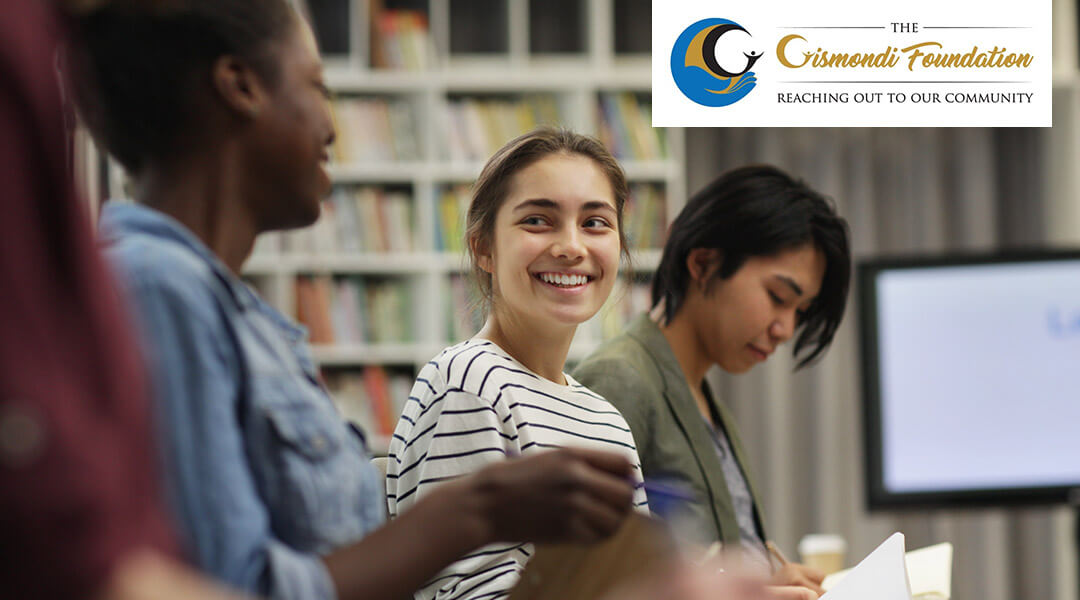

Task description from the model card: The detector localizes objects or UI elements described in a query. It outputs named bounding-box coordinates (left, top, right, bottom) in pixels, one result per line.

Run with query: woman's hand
left=770, top=562, right=826, bottom=597
left=324, top=447, right=636, bottom=600
left=456, top=447, right=636, bottom=545
left=98, top=550, right=253, bottom=600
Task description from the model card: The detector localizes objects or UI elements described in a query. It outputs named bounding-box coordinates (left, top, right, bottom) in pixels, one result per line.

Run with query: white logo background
left=652, top=0, right=1052, bottom=127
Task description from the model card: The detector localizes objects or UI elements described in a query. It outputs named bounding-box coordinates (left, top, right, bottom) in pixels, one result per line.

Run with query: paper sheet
left=905, top=542, right=953, bottom=599
left=822, top=538, right=953, bottom=600
left=820, top=533, right=912, bottom=600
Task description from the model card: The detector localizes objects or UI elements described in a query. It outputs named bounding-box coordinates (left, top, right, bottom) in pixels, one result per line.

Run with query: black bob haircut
left=652, top=165, right=851, bottom=369
left=67, top=0, right=296, bottom=174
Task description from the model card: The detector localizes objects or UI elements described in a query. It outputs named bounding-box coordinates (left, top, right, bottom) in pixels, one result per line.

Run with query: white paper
left=821, top=533, right=912, bottom=600
left=905, top=542, right=953, bottom=598
left=823, top=538, right=953, bottom=599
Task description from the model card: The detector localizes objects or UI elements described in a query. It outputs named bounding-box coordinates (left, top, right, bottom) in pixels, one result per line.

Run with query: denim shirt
left=100, top=202, right=385, bottom=600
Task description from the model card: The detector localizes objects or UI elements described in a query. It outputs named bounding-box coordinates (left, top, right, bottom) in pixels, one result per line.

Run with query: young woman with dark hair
left=573, top=165, right=852, bottom=597
left=69, top=3, right=636, bottom=599
left=387, top=127, right=649, bottom=600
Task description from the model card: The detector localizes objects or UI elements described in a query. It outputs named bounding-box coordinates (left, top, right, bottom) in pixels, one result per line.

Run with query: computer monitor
left=858, top=250, right=1080, bottom=509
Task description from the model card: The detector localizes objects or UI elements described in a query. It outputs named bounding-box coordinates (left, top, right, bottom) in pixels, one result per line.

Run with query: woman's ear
left=471, top=236, right=494, bottom=274
left=686, top=248, right=721, bottom=290
left=211, top=55, right=267, bottom=120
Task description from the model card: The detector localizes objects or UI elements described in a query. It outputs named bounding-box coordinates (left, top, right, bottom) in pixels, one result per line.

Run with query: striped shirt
left=386, top=339, right=649, bottom=600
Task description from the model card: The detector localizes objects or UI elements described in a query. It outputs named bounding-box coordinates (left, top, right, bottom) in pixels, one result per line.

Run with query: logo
left=670, top=18, right=763, bottom=107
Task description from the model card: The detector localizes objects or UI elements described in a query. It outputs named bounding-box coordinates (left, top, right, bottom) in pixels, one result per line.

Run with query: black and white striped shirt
left=386, top=339, right=649, bottom=600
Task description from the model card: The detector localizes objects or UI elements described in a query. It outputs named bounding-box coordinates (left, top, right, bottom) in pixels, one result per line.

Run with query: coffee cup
left=798, top=534, right=846, bottom=574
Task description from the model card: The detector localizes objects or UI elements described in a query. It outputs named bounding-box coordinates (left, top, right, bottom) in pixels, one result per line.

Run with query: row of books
left=327, top=93, right=666, bottom=165
left=597, top=92, right=667, bottom=161
left=371, top=9, right=431, bottom=71
left=583, top=279, right=654, bottom=343
left=296, top=275, right=414, bottom=345
left=330, top=96, right=420, bottom=163
left=287, top=189, right=416, bottom=255
left=446, top=275, right=484, bottom=341
left=624, top=183, right=668, bottom=249
left=324, top=367, right=413, bottom=440
left=444, top=95, right=563, bottom=162
left=435, top=184, right=470, bottom=253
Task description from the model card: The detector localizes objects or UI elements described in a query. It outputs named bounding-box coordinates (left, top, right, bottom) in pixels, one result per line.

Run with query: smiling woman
left=386, top=128, right=649, bottom=600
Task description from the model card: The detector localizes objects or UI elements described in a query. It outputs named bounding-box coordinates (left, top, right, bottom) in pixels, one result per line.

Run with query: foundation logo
left=670, top=18, right=763, bottom=107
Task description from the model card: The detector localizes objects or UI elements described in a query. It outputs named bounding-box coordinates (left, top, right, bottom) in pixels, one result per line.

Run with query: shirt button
left=0, top=403, right=47, bottom=468
left=312, top=436, right=327, bottom=451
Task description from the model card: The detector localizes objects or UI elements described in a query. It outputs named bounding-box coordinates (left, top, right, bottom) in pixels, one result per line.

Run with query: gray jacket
left=572, top=314, right=768, bottom=547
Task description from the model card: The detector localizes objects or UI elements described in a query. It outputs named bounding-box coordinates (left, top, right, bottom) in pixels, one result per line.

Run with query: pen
left=642, top=479, right=696, bottom=502
left=641, top=479, right=696, bottom=520
left=765, top=540, right=790, bottom=572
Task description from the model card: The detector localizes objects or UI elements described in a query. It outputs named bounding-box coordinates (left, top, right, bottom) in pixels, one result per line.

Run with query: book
left=372, top=9, right=430, bottom=71
left=446, top=274, right=484, bottom=341
left=323, top=366, right=415, bottom=440
left=362, top=366, right=395, bottom=435
left=295, top=276, right=413, bottom=345
left=329, top=96, right=419, bottom=163
left=444, top=94, right=567, bottom=161
left=436, top=185, right=470, bottom=253
left=295, top=275, right=336, bottom=344
left=597, top=277, right=652, bottom=340
left=624, top=183, right=668, bottom=249
left=597, top=92, right=667, bottom=160
left=286, top=187, right=415, bottom=255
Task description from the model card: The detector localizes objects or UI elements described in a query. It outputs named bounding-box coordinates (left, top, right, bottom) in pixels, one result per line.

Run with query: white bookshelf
left=239, top=0, right=681, bottom=453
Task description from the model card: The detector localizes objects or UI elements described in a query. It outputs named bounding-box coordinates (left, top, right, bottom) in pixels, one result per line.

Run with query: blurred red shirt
left=0, top=0, right=176, bottom=597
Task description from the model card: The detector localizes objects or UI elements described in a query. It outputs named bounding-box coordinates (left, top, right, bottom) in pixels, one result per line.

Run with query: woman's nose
left=551, top=226, right=586, bottom=260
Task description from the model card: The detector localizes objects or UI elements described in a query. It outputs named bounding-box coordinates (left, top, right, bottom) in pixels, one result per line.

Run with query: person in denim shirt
left=71, top=2, right=637, bottom=599
left=100, top=202, right=384, bottom=597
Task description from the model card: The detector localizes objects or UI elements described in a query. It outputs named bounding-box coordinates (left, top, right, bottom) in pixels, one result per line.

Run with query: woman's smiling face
left=479, top=152, right=622, bottom=331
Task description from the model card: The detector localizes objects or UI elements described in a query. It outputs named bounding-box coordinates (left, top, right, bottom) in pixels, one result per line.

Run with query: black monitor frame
left=858, top=248, right=1080, bottom=511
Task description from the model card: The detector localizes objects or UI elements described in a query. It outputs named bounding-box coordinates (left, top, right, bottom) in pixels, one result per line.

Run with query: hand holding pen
left=766, top=541, right=826, bottom=597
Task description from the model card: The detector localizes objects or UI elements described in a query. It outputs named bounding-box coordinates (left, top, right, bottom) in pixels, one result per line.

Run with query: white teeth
left=539, top=273, right=587, bottom=287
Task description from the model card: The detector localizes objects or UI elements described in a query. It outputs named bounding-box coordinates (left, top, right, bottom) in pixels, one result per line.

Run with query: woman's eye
left=521, top=216, right=549, bottom=227
left=583, top=217, right=611, bottom=229
left=768, top=291, right=784, bottom=305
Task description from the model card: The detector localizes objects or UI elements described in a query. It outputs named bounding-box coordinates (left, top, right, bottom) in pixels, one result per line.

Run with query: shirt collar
left=624, top=313, right=691, bottom=395
left=98, top=202, right=279, bottom=320
left=625, top=312, right=726, bottom=406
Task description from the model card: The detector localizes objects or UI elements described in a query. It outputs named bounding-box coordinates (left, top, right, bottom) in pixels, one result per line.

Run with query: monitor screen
left=858, top=251, right=1080, bottom=509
